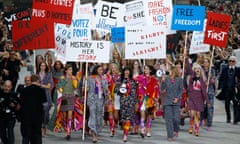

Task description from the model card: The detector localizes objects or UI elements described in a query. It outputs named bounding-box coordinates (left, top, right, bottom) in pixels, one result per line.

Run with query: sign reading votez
left=125, top=26, right=166, bottom=59
left=12, top=19, right=55, bottom=50
left=70, top=1, right=93, bottom=40
left=65, top=40, right=110, bottom=63
left=32, top=0, right=74, bottom=25
left=171, top=5, right=205, bottom=31
left=204, top=12, right=231, bottom=48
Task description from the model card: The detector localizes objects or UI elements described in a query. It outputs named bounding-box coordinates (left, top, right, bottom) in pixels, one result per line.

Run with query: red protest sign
left=204, top=12, right=231, bottom=48
left=32, top=0, right=74, bottom=25
left=12, top=19, right=55, bottom=50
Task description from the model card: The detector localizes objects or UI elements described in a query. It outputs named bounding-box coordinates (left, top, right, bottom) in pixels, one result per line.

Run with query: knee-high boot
left=194, top=113, right=200, bottom=136
left=109, top=116, right=115, bottom=137
left=189, top=116, right=194, bottom=134
left=123, top=120, right=131, bottom=142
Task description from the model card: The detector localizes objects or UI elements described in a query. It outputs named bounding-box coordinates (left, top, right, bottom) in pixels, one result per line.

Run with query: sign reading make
left=204, top=12, right=231, bottom=48
left=171, top=5, right=205, bottom=31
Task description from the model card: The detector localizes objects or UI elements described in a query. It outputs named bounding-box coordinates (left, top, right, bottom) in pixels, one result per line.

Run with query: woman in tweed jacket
left=161, top=66, right=183, bottom=141
left=87, top=65, right=108, bottom=143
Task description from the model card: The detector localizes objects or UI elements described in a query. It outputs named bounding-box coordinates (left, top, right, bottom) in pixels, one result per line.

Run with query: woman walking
left=36, top=61, right=53, bottom=137
left=161, top=66, right=183, bottom=141
left=186, top=61, right=210, bottom=136
left=135, top=65, right=159, bottom=138
left=87, top=65, right=108, bottom=143
left=55, top=64, right=79, bottom=140
left=115, top=67, right=137, bottom=142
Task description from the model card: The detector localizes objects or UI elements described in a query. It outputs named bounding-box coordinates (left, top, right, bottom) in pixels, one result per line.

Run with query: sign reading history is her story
left=65, top=40, right=110, bottom=63
left=125, top=26, right=166, bottom=59
left=204, top=12, right=231, bottom=48
left=171, top=5, right=205, bottom=31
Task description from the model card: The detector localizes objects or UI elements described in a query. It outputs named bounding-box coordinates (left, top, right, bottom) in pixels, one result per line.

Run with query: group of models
left=45, top=53, right=214, bottom=143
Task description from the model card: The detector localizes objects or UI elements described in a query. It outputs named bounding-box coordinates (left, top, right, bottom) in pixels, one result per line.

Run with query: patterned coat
left=87, top=75, right=108, bottom=134
left=114, top=78, right=137, bottom=122
left=161, top=77, right=183, bottom=106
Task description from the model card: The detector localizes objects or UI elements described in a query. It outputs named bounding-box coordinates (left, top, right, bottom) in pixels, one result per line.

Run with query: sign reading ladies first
left=171, top=5, right=205, bottom=31
left=204, top=12, right=231, bottom=48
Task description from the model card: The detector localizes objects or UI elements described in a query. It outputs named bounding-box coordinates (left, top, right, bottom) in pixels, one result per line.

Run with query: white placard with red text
left=125, top=26, right=166, bottom=59
left=65, top=40, right=110, bottom=63
left=144, top=0, right=173, bottom=28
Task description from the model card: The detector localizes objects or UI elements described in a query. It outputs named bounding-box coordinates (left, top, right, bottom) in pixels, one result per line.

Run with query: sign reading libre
left=171, top=5, right=205, bottom=31
left=204, top=12, right=231, bottom=48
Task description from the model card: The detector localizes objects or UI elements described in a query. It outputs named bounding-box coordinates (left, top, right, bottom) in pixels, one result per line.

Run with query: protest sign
left=144, top=0, right=173, bottom=28
left=4, top=8, right=31, bottom=36
left=190, top=20, right=210, bottom=54
left=125, top=26, right=166, bottom=59
left=171, top=5, right=205, bottom=31
left=118, top=0, right=146, bottom=26
left=54, top=23, right=71, bottom=58
left=70, top=1, right=93, bottom=40
left=12, top=19, right=55, bottom=50
left=94, top=1, right=122, bottom=32
left=65, top=40, right=110, bottom=63
left=111, top=27, right=125, bottom=43
left=204, top=12, right=231, bottom=48
left=190, top=31, right=210, bottom=54
left=32, top=0, right=74, bottom=25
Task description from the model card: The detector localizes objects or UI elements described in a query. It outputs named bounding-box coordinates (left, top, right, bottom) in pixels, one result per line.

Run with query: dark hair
left=64, top=64, right=72, bottom=75
left=53, top=60, right=64, bottom=71
left=120, top=67, right=133, bottom=81
left=37, top=61, right=49, bottom=74
left=144, top=65, right=156, bottom=76
left=175, top=60, right=183, bottom=68
left=31, top=74, right=39, bottom=82
left=91, top=65, right=102, bottom=75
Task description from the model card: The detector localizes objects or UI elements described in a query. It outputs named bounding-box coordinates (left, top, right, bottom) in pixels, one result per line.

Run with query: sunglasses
left=229, top=60, right=235, bottom=63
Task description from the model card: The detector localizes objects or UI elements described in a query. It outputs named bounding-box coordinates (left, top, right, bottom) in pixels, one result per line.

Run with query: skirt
left=60, top=94, right=75, bottom=112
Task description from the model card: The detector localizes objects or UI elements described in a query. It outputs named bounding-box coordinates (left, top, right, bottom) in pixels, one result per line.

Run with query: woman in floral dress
left=115, top=67, right=137, bottom=142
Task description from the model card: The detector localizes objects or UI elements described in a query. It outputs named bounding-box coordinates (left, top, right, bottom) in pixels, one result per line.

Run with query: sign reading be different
left=171, top=5, right=205, bottom=31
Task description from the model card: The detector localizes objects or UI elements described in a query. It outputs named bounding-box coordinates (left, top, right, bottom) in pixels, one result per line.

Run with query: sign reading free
left=171, top=5, right=205, bottom=31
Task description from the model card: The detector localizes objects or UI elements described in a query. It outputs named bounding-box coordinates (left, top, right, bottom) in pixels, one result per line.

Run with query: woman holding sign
left=186, top=60, right=210, bottom=136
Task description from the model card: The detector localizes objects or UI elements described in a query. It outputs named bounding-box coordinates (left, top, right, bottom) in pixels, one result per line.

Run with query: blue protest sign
left=171, top=5, right=205, bottom=31
left=111, top=27, right=125, bottom=43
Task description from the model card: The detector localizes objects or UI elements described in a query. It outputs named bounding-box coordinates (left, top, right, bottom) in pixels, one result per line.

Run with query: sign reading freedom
left=32, top=0, right=74, bottom=25
left=12, top=19, right=55, bottom=50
